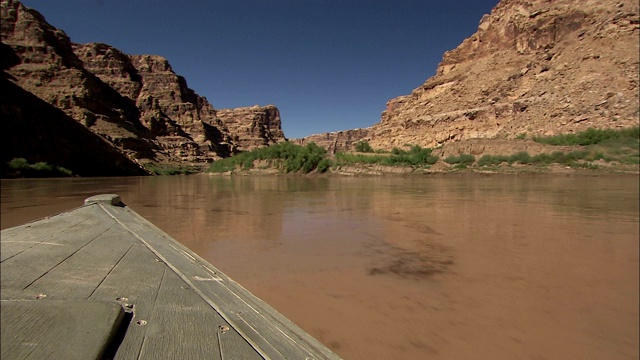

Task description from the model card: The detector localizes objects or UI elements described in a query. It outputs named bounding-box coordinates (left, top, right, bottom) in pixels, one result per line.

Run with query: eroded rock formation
left=1, top=0, right=286, bottom=172
left=0, top=76, right=148, bottom=176
left=74, top=43, right=239, bottom=162
left=1, top=0, right=158, bottom=162
left=295, top=128, right=370, bottom=154
left=215, top=105, right=285, bottom=151
left=300, top=0, right=639, bottom=151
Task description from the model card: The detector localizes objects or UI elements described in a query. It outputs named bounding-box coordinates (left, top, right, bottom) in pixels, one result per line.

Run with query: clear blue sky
left=20, top=0, right=498, bottom=139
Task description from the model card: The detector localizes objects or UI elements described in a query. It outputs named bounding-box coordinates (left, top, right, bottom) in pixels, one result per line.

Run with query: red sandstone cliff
left=299, top=0, right=639, bottom=152
left=1, top=0, right=286, bottom=172
left=215, top=105, right=286, bottom=151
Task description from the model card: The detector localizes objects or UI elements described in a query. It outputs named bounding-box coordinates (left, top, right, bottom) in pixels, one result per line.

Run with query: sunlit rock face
left=1, top=0, right=286, bottom=168
left=75, top=43, right=239, bottom=162
left=215, top=105, right=287, bottom=151
left=300, top=0, right=639, bottom=151
left=1, top=0, right=158, bottom=161
left=292, top=128, right=371, bottom=154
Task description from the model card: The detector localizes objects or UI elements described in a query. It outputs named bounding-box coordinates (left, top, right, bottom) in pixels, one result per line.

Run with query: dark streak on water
left=1, top=174, right=638, bottom=359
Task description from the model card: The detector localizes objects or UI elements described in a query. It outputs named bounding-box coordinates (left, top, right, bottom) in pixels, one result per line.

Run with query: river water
left=1, top=174, right=638, bottom=359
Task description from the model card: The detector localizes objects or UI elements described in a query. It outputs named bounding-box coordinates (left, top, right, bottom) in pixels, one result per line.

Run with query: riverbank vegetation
left=532, top=127, right=639, bottom=146
left=4, top=158, right=73, bottom=178
left=448, top=127, right=639, bottom=170
left=145, top=162, right=202, bottom=175
left=209, top=142, right=332, bottom=174
left=335, top=145, right=439, bottom=167
left=206, top=127, right=639, bottom=175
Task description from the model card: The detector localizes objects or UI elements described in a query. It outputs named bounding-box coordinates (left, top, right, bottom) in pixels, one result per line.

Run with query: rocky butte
left=0, top=0, right=286, bottom=175
left=297, top=0, right=639, bottom=155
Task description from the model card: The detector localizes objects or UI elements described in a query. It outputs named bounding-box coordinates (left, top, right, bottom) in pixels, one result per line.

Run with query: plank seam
left=136, top=267, right=167, bottom=360
left=1, top=216, right=94, bottom=263
left=21, top=226, right=112, bottom=291
left=97, top=204, right=278, bottom=359
left=86, top=244, right=134, bottom=300
left=216, top=331, right=224, bottom=360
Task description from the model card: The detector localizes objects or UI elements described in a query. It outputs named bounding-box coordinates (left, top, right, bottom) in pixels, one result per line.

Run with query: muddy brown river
left=2, top=174, right=638, bottom=359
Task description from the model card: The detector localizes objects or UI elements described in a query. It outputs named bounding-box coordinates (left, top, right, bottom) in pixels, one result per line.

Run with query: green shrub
left=208, top=161, right=237, bottom=173
left=533, top=127, right=640, bottom=146
left=354, top=140, right=374, bottom=153
left=334, top=145, right=437, bottom=167
left=460, top=154, right=476, bottom=165
left=530, top=153, right=553, bottom=164
left=6, top=158, right=72, bottom=177
left=207, top=141, right=329, bottom=174
left=444, top=154, right=475, bottom=165
left=508, top=151, right=531, bottom=164
left=584, top=152, right=606, bottom=161
left=381, top=146, right=438, bottom=166
left=316, top=158, right=333, bottom=173
left=31, top=162, right=54, bottom=172
left=242, top=157, right=255, bottom=170
left=477, top=155, right=510, bottom=166
left=8, top=157, right=29, bottom=170
left=146, top=163, right=200, bottom=175
left=620, top=155, right=640, bottom=164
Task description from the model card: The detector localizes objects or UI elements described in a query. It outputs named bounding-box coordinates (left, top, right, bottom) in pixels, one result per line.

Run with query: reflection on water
left=2, top=175, right=639, bottom=359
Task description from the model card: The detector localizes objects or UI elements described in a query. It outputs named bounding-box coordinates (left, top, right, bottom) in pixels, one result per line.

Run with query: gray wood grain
left=138, top=269, right=225, bottom=360
left=88, top=243, right=167, bottom=360
left=24, top=226, right=134, bottom=300
left=103, top=204, right=339, bottom=359
left=0, top=300, right=125, bottom=360
left=0, top=207, right=115, bottom=296
left=0, top=198, right=340, bottom=360
left=0, top=208, right=90, bottom=262
left=218, top=324, right=265, bottom=360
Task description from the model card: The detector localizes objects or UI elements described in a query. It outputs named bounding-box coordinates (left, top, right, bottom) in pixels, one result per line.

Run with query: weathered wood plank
left=0, top=300, right=125, bottom=360
left=22, top=226, right=134, bottom=300
left=1, top=198, right=340, bottom=359
left=0, top=207, right=115, bottom=296
left=87, top=243, right=167, bottom=360
left=218, top=325, right=265, bottom=360
left=0, top=208, right=90, bottom=262
left=102, top=204, right=336, bottom=359
left=84, top=194, right=122, bottom=206
left=102, top=206, right=286, bottom=358
left=138, top=270, right=226, bottom=360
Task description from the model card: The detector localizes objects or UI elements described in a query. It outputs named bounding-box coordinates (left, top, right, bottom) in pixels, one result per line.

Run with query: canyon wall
left=1, top=0, right=286, bottom=173
left=300, top=0, right=639, bottom=151
left=215, top=105, right=286, bottom=151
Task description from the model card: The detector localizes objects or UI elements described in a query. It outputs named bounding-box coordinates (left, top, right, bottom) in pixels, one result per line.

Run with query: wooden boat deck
left=1, top=194, right=340, bottom=359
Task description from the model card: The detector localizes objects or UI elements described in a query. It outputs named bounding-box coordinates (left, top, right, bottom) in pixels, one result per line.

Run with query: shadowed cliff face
left=74, top=43, right=239, bottom=163
left=1, top=0, right=286, bottom=172
left=0, top=76, right=148, bottom=176
left=300, top=0, right=639, bottom=151
left=1, top=0, right=157, bottom=161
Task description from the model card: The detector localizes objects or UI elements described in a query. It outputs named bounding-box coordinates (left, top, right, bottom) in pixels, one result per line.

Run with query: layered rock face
left=1, top=0, right=285, bottom=171
left=295, top=128, right=370, bottom=154
left=215, top=105, right=285, bottom=151
left=1, top=0, right=157, bottom=162
left=74, top=43, right=239, bottom=161
left=303, top=0, right=640, bottom=151
left=0, top=77, right=148, bottom=176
